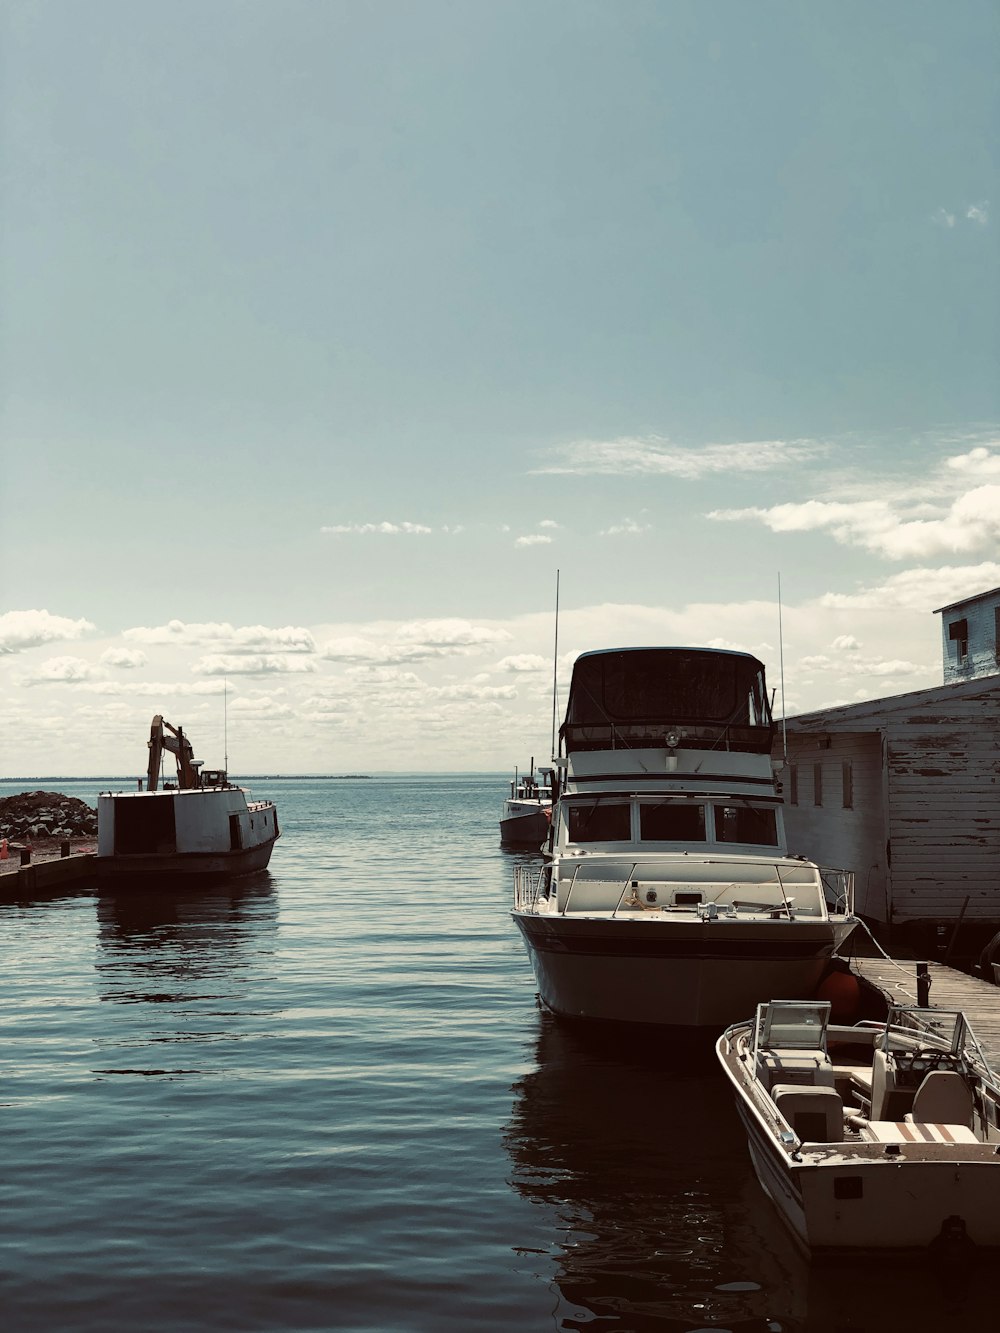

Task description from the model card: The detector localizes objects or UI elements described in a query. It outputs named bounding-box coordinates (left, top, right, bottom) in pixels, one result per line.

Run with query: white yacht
left=500, top=761, right=553, bottom=848
left=96, top=715, right=280, bottom=882
left=512, top=648, right=857, bottom=1029
left=718, top=1000, right=1000, bottom=1253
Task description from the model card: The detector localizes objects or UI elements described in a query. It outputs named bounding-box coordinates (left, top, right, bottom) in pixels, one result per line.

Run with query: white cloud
left=497, top=654, right=548, bottom=672
left=321, top=521, right=432, bottom=535
left=538, top=519, right=560, bottom=529
left=21, top=655, right=94, bottom=685
left=711, top=483, right=1000, bottom=559
left=831, top=635, right=861, bottom=652
left=396, top=619, right=511, bottom=648
left=192, top=654, right=319, bottom=676
left=515, top=534, right=553, bottom=547
left=534, top=436, right=822, bottom=477
left=946, top=446, right=1000, bottom=476
left=82, top=680, right=227, bottom=696
left=124, top=620, right=315, bottom=652
left=100, top=647, right=148, bottom=669
left=228, top=697, right=293, bottom=719
left=599, top=518, right=651, bottom=536
left=820, top=562, right=1000, bottom=611
left=966, top=202, right=989, bottom=226
left=0, top=610, right=95, bottom=654
left=932, top=207, right=957, bottom=228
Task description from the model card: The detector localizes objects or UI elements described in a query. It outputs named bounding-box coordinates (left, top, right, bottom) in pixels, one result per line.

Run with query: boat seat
left=756, top=1049, right=835, bottom=1091
left=906, top=1071, right=975, bottom=1130
left=865, top=1121, right=978, bottom=1145
left=771, top=1083, right=843, bottom=1143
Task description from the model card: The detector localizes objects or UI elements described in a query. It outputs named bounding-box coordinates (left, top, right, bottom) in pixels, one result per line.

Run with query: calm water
left=0, top=775, right=995, bottom=1331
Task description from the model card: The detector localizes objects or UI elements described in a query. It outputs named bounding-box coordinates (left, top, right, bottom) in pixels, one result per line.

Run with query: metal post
left=916, top=962, right=931, bottom=1007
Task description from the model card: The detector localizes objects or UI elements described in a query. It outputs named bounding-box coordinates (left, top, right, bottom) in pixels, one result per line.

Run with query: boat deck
left=849, top=957, right=1000, bottom=1077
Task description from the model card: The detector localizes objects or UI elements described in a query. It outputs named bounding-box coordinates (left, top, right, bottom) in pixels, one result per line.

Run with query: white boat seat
left=906, top=1071, right=975, bottom=1130
left=771, top=1083, right=843, bottom=1143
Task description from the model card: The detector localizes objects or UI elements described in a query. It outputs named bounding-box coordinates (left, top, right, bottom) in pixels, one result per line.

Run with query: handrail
left=561, top=864, right=583, bottom=915
left=611, top=863, right=639, bottom=919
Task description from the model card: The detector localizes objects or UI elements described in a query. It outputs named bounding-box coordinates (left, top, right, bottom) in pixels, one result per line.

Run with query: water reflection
left=94, top=872, right=278, bottom=1005
left=505, top=1013, right=787, bottom=1330
left=506, top=1014, right=998, bottom=1331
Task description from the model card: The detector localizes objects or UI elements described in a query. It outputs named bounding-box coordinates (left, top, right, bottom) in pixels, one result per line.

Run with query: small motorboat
left=718, top=999, right=1000, bottom=1253
left=500, top=760, right=553, bottom=848
left=96, top=715, right=280, bottom=883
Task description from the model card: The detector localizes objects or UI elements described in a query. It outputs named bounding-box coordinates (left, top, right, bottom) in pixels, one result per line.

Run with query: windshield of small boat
left=755, top=1001, right=831, bottom=1052
left=881, top=1007, right=967, bottom=1056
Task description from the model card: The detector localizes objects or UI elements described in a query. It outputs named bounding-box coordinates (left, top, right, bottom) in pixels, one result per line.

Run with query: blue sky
left=2, top=1, right=998, bottom=775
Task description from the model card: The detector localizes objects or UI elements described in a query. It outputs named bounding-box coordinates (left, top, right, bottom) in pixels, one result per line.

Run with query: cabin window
left=842, top=761, right=853, bottom=809
left=788, top=765, right=798, bottom=806
left=948, top=617, right=969, bottom=664
left=813, top=763, right=823, bottom=807
left=639, top=802, right=705, bottom=841
left=713, top=805, right=779, bottom=846
left=567, top=801, right=631, bottom=842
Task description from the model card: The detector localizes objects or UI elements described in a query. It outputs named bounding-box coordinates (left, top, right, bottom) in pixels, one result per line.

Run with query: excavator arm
left=146, top=715, right=201, bottom=790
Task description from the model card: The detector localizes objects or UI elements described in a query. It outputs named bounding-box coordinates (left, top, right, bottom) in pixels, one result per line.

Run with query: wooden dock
left=0, top=850, right=98, bottom=899
left=851, top=956, right=1000, bottom=1075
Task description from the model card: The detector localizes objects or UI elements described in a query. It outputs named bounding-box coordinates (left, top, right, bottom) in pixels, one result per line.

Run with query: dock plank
left=850, top=957, right=1000, bottom=1076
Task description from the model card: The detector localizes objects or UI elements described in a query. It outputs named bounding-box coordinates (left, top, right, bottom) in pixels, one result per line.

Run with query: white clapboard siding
left=776, top=675, right=1000, bottom=925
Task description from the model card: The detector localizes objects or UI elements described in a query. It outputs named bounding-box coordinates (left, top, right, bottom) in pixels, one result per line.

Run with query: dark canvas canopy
left=561, top=648, right=773, bottom=753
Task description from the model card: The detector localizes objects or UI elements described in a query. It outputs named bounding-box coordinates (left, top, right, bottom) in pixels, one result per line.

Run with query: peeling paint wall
left=777, top=678, right=1000, bottom=926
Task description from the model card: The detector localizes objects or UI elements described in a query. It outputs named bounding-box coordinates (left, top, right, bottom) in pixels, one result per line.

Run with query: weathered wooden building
left=778, top=589, right=1000, bottom=953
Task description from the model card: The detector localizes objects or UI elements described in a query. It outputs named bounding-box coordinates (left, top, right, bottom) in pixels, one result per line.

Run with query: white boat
left=96, top=715, right=280, bottom=882
left=718, top=999, right=1000, bottom=1254
left=511, top=647, right=857, bottom=1029
left=500, top=760, right=553, bottom=847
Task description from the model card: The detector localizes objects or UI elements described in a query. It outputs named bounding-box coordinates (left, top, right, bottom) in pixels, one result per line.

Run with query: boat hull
left=500, top=810, right=550, bottom=847
left=734, top=1080, right=1000, bottom=1252
left=96, top=836, right=277, bottom=884
left=513, top=912, right=848, bottom=1028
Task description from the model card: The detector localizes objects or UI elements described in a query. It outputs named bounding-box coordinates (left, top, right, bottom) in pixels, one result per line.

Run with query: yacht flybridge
left=512, top=648, right=858, bottom=1029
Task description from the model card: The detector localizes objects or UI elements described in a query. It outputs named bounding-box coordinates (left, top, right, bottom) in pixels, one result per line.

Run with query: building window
left=788, top=765, right=798, bottom=806
left=813, top=763, right=823, bottom=807
left=842, top=761, right=853, bottom=810
left=948, top=617, right=969, bottom=664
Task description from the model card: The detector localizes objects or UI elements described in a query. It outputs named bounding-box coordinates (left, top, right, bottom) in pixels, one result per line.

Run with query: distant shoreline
left=0, top=772, right=509, bottom=782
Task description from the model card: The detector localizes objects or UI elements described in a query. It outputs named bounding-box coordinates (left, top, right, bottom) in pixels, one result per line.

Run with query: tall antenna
left=224, top=676, right=229, bottom=774
left=550, top=569, right=561, bottom=759
left=777, top=573, right=787, bottom=764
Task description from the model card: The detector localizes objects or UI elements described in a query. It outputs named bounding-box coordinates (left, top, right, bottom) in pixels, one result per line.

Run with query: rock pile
left=0, top=791, right=98, bottom=841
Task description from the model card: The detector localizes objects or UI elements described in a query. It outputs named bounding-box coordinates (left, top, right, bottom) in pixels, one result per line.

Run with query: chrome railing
left=513, top=865, right=546, bottom=911
left=820, top=867, right=855, bottom=916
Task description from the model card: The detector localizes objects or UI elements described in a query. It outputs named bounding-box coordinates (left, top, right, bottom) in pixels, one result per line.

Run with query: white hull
left=718, top=1009, right=1000, bottom=1253
left=739, top=1104, right=1000, bottom=1251
left=515, top=913, right=849, bottom=1028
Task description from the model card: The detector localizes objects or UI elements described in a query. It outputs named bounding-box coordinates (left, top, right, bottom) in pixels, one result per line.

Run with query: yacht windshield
left=639, top=802, right=706, bottom=841
left=713, top=805, right=779, bottom=847
left=566, top=801, right=631, bottom=843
